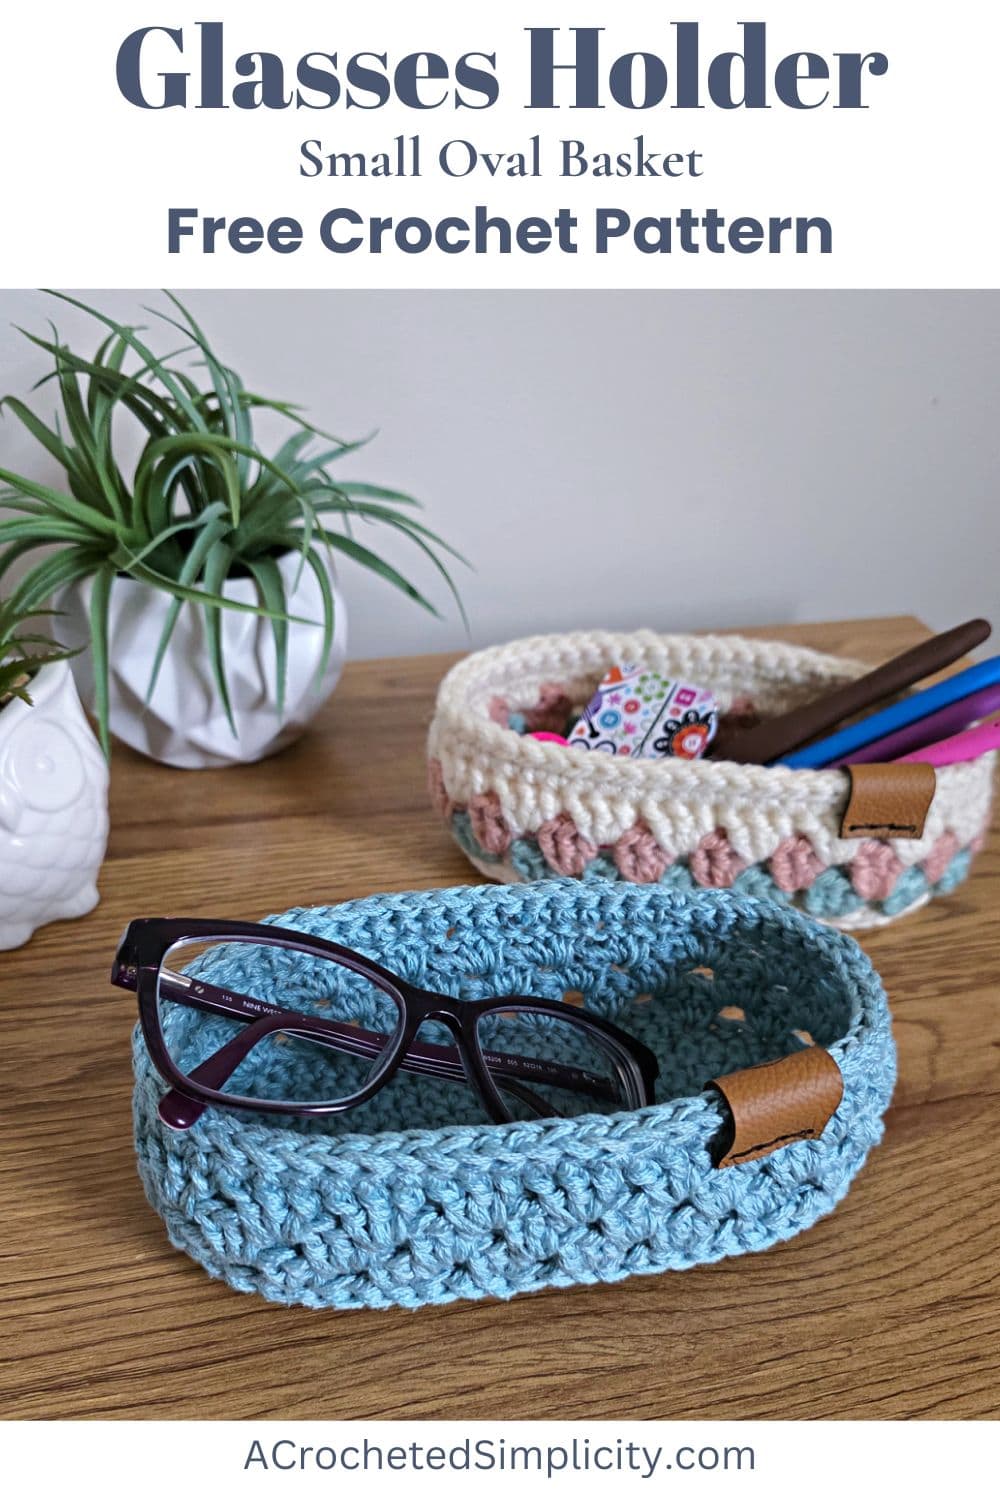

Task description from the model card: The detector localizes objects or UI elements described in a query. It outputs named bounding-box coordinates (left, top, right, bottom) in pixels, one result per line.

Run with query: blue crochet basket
left=133, top=882, right=896, bottom=1311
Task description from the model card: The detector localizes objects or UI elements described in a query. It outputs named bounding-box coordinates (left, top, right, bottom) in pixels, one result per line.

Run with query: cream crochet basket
left=427, top=630, right=996, bottom=930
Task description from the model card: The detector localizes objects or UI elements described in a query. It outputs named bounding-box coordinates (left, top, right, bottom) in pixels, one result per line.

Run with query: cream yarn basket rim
left=432, top=626, right=983, bottom=810
left=428, top=628, right=996, bottom=888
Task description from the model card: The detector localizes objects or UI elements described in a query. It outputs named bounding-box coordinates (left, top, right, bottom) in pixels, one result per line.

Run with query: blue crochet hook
left=779, top=655, right=1000, bottom=769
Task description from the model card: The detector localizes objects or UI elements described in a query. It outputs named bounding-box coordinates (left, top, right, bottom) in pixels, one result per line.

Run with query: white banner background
left=3, top=1420, right=996, bottom=1496
left=1, top=0, right=997, bottom=288
left=1, top=2, right=996, bottom=1469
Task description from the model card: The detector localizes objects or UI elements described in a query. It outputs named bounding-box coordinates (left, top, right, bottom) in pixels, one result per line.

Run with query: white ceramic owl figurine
left=0, top=661, right=109, bottom=951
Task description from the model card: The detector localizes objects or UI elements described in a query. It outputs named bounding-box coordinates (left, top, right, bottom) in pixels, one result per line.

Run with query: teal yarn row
left=469, top=820, right=976, bottom=921
left=133, top=882, right=895, bottom=1312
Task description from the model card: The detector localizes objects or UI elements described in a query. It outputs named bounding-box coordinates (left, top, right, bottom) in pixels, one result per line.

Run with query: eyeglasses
left=112, top=918, right=660, bottom=1132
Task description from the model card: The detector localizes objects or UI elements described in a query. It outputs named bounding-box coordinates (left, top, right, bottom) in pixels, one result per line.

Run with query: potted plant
left=0, top=292, right=465, bottom=768
left=0, top=587, right=109, bottom=950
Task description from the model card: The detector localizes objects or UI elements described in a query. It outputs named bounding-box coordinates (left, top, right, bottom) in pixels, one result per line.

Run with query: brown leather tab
left=840, top=761, right=936, bottom=840
left=710, top=1048, right=844, bottom=1168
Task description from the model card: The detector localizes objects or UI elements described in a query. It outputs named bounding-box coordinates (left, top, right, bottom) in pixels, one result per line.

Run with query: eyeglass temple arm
left=128, top=967, right=618, bottom=1107
left=170, top=1017, right=563, bottom=1122
left=151, top=978, right=576, bottom=1129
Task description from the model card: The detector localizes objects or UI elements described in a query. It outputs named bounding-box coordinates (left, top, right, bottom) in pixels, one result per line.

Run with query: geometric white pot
left=0, top=660, right=110, bottom=951
left=56, top=548, right=348, bottom=770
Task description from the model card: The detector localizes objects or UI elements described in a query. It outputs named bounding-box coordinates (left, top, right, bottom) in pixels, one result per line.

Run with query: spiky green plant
left=0, top=584, right=77, bottom=708
left=0, top=291, right=465, bottom=753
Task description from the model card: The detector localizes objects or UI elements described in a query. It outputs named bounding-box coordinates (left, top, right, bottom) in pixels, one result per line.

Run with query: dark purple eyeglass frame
left=112, top=918, right=659, bottom=1132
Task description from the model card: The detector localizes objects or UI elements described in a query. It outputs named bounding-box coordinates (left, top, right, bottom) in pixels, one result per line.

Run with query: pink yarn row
left=428, top=758, right=974, bottom=895
left=488, top=680, right=575, bottom=734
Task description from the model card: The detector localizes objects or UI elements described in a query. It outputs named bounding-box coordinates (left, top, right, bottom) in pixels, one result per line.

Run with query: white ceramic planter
left=57, top=550, right=347, bottom=770
left=0, top=661, right=109, bottom=951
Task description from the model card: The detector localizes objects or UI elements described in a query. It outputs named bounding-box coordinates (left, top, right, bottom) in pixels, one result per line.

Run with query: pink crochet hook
left=896, top=717, right=1000, bottom=767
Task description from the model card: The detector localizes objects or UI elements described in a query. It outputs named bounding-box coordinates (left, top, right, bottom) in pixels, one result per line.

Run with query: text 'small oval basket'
left=428, top=630, right=996, bottom=929
left=134, top=882, right=895, bottom=1312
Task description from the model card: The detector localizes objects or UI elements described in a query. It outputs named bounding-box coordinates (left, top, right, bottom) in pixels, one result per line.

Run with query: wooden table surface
left=2, top=616, right=998, bottom=1422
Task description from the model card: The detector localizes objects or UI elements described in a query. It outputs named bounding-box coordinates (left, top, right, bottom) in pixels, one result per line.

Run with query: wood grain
left=1, top=616, right=998, bottom=1421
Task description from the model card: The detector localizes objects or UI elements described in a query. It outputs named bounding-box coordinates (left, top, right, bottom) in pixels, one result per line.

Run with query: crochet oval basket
left=428, top=630, right=995, bottom=929
left=134, top=882, right=895, bottom=1312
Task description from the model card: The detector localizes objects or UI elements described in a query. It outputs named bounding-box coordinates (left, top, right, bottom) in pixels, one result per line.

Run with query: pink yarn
left=524, top=682, right=574, bottom=735
left=536, top=813, right=598, bottom=877
left=770, top=835, right=825, bottom=893
left=469, top=791, right=513, bottom=856
left=850, top=841, right=904, bottom=901
left=690, top=829, right=746, bottom=888
left=427, top=758, right=451, bottom=820
left=613, top=823, right=673, bottom=884
left=921, top=830, right=961, bottom=885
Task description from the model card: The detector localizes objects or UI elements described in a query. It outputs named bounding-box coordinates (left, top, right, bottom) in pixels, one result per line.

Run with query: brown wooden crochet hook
left=710, top=618, right=992, bottom=765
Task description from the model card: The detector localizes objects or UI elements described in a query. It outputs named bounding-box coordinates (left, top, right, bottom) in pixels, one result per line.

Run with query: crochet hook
left=779, top=653, right=1000, bottom=769
left=895, top=716, right=1000, bottom=768
left=710, top=617, right=991, bottom=766
left=828, top=680, right=1000, bottom=766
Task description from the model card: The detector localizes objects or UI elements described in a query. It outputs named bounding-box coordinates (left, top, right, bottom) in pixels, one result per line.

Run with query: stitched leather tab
left=710, top=1048, right=844, bottom=1168
left=840, top=761, right=936, bottom=840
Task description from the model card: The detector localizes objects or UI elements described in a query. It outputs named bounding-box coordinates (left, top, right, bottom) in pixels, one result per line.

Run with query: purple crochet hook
left=830, top=681, right=1000, bottom=766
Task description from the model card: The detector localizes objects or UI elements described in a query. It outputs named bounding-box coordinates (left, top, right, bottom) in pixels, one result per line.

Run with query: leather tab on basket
left=710, top=1048, right=844, bottom=1168
left=840, top=761, right=936, bottom=841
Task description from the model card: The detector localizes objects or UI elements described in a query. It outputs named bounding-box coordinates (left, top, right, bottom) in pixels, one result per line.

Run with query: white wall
left=0, top=290, right=996, bottom=657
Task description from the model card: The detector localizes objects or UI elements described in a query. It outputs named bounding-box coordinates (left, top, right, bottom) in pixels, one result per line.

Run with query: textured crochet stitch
left=427, top=629, right=995, bottom=928
left=133, top=882, right=895, bottom=1312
